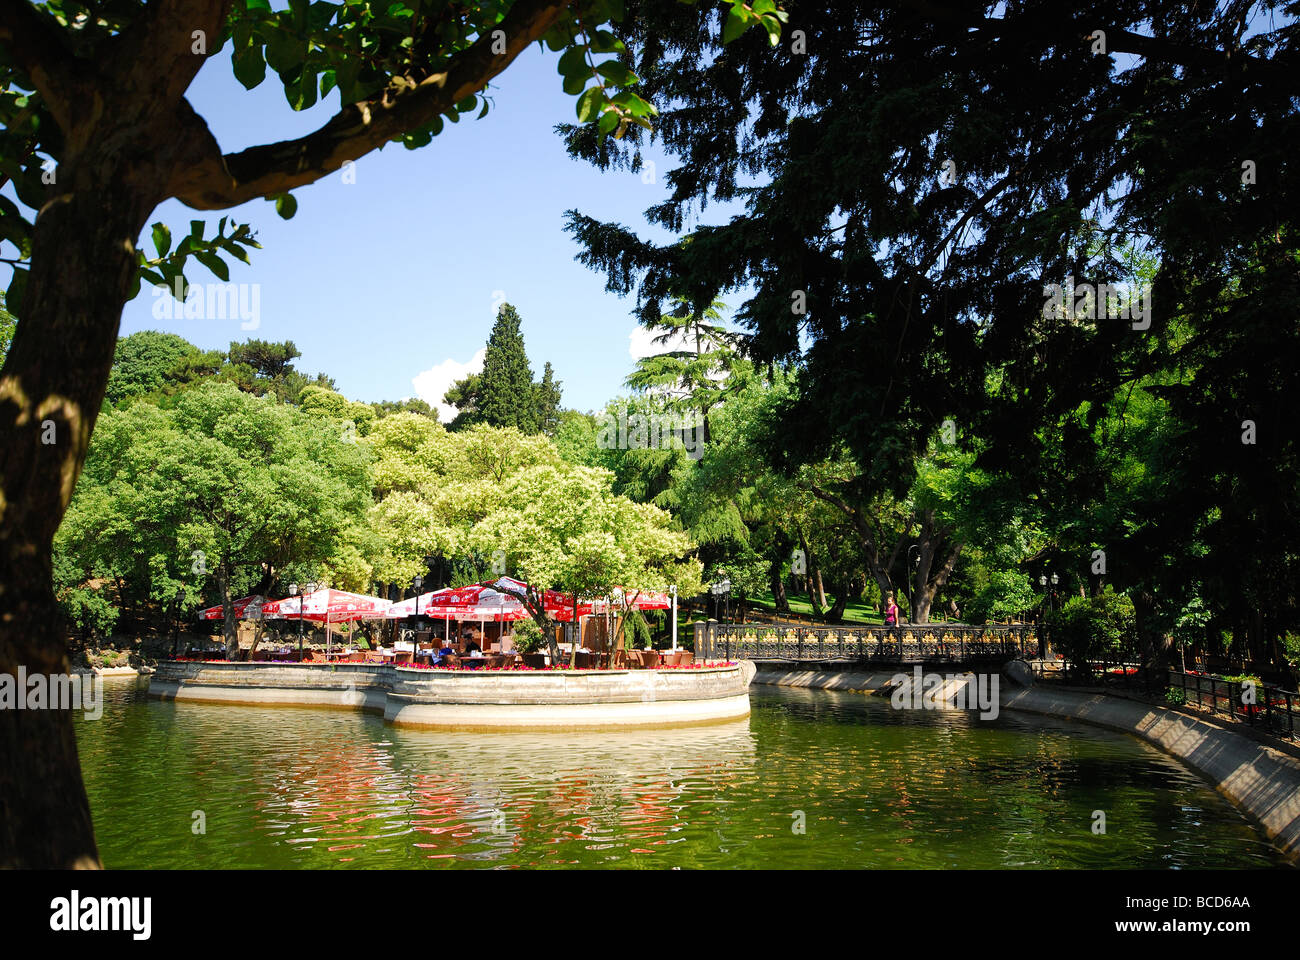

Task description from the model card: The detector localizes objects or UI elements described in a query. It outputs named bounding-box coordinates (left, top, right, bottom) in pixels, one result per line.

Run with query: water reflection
left=74, top=677, right=1287, bottom=869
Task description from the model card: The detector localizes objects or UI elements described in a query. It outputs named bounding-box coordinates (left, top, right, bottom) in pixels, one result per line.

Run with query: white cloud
left=629, top=325, right=695, bottom=359
left=412, top=347, right=485, bottom=421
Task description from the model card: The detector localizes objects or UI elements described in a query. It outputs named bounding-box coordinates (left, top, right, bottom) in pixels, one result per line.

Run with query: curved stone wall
left=148, top=659, right=755, bottom=729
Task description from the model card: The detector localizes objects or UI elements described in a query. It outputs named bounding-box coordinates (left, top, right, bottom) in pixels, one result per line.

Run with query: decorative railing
left=695, top=622, right=1040, bottom=663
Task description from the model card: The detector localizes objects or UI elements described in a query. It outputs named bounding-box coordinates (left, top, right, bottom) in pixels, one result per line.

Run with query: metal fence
left=1028, top=661, right=1300, bottom=741
left=696, top=622, right=1041, bottom=664
left=1167, top=669, right=1299, bottom=740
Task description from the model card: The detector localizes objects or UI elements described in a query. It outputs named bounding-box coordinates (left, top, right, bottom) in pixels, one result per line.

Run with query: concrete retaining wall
left=148, top=659, right=755, bottom=729
left=755, top=663, right=1300, bottom=859
left=1002, top=684, right=1300, bottom=859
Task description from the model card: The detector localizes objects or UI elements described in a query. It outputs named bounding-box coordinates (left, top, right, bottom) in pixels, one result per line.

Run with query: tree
left=367, top=415, right=566, bottom=585
left=56, top=381, right=372, bottom=655
left=0, top=293, right=17, bottom=361
left=472, top=463, right=700, bottom=664
left=563, top=3, right=1298, bottom=647
left=626, top=295, right=746, bottom=443
left=0, top=0, right=707, bottom=866
left=479, top=303, right=538, bottom=432
left=443, top=372, right=485, bottom=431
left=226, top=338, right=298, bottom=380
left=104, top=331, right=199, bottom=405
left=534, top=361, right=564, bottom=435
left=374, top=397, right=437, bottom=420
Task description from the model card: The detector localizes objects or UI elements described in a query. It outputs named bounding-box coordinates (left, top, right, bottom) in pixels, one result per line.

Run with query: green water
left=74, top=677, right=1288, bottom=868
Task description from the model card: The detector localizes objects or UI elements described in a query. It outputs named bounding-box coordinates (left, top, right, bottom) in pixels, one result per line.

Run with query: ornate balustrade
left=695, top=622, right=1040, bottom=664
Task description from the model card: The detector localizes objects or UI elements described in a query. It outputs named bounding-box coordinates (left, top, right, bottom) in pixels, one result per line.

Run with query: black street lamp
left=1038, top=572, right=1059, bottom=658
left=907, top=544, right=921, bottom=623
left=291, top=581, right=318, bottom=659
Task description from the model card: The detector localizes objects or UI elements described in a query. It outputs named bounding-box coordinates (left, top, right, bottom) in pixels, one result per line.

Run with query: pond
left=74, top=677, right=1288, bottom=868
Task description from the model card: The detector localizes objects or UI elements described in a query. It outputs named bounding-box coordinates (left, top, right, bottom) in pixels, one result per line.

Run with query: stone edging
left=148, top=659, right=756, bottom=730
left=754, top=665, right=1300, bottom=860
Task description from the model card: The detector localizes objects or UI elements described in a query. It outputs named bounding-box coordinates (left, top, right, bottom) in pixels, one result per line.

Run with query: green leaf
left=232, top=45, right=267, bottom=89
left=597, top=108, right=620, bottom=136
left=190, top=220, right=205, bottom=241
left=612, top=90, right=656, bottom=116
left=264, top=30, right=305, bottom=75
left=223, top=240, right=251, bottom=265
left=722, top=6, right=749, bottom=45
left=763, top=14, right=782, bottom=46
left=588, top=30, right=624, bottom=54
left=562, top=72, right=588, bottom=96
left=557, top=45, right=587, bottom=80
left=243, top=0, right=272, bottom=11
left=287, top=69, right=318, bottom=111
left=151, top=223, right=172, bottom=258
left=576, top=86, right=604, bottom=123
left=319, top=69, right=337, bottom=97
left=596, top=60, right=635, bottom=87
left=274, top=193, right=298, bottom=219
left=195, top=251, right=230, bottom=282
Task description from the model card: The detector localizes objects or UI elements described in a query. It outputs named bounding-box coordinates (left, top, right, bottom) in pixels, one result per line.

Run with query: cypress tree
left=479, top=303, right=538, bottom=432
left=535, top=361, right=563, bottom=435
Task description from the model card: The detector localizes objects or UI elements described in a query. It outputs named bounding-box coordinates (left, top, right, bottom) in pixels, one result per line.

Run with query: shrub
left=511, top=618, right=545, bottom=655
left=1046, top=591, right=1136, bottom=679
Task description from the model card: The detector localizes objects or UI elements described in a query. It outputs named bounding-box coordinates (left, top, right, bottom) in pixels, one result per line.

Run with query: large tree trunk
left=0, top=143, right=164, bottom=866
left=768, top=561, right=790, bottom=614
left=826, top=578, right=849, bottom=624
left=219, top=562, right=239, bottom=660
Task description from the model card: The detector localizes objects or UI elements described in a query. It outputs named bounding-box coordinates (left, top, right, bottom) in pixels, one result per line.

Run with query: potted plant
left=512, top=619, right=548, bottom=669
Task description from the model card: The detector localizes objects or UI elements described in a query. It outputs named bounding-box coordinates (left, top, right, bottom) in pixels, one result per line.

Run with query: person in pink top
left=884, top=594, right=899, bottom=627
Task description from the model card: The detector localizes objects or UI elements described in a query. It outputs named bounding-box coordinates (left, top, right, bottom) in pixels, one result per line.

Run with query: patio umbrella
left=261, top=588, right=392, bottom=659
left=197, top=595, right=269, bottom=620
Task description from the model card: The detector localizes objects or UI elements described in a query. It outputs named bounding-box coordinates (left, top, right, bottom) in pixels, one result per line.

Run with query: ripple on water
left=73, top=676, right=1289, bottom=869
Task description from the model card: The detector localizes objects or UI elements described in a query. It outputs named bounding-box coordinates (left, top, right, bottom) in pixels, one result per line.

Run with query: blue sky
left=111, top=41, right=731, bottom=417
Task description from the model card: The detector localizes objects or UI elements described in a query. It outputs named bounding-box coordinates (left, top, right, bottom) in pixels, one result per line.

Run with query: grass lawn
left=746, top=591, right=885, bottom=624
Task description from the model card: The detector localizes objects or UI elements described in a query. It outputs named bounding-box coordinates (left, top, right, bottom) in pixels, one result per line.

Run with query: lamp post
left=413, top=574, right=424, bottom=661
left=1038, top=573, right=1059, bottom=658
left=292, top=580, right=318, bottom=659
left=907, top=544, right=921, bottom=624
left=709, top=579, right=731, bottom=626
left=290, top=582, right=299, bottom=658
left=670, top=584, right=678, bottom=652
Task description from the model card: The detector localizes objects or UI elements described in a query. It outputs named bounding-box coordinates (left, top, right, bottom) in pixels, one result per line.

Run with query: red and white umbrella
left=566, top=587, right=672, bottom=614
left=481, top=577, right=589, bottom=620
left=198, top=595, right=269, bottom=620
left=385, top=584, right=527, bottom=621
left=261, top=588, right=391, bottom=623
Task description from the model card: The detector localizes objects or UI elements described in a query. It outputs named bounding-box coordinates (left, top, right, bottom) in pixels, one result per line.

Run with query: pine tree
left=478, top=303, right=538, bottom=432
left=535, top=362, right=563, bottom=435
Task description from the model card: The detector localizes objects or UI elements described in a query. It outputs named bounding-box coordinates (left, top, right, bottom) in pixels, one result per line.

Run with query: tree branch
left=108, top=0, right=232, bottom=113
left=0, top=0, right=83, bottom=132
left=169, top=0, right=572, bottom=209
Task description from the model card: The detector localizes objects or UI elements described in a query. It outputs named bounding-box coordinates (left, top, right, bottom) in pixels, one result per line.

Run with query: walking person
left=879, top=593, right=900, bottom=657
left=884, top=594, right=899, bottom=628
